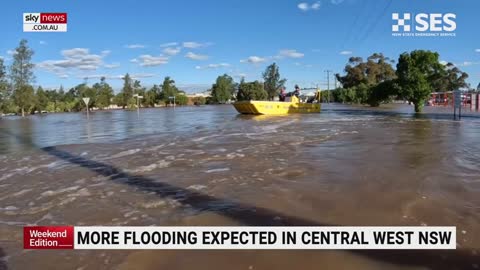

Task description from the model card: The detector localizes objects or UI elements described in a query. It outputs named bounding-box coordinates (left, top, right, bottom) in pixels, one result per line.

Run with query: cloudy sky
left=2, top=0, right=479, bottom=92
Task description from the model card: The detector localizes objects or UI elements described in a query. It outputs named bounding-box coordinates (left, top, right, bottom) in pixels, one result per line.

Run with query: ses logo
left=392, top=13, right=456, bottom=37
left=23, top=13, right=67, bottom=32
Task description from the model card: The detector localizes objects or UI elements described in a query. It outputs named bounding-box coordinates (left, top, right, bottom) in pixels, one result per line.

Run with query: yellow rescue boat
left=233, top=91, right=321, bottom=115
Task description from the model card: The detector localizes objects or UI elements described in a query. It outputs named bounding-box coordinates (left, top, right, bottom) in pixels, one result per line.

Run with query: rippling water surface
left=0, top=104, right=479, bottom=270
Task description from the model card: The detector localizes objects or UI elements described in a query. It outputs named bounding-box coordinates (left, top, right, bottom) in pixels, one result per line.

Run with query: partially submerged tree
left=237, top=78, right=267, bottom=101
left=160, top=76, right=179, bottom=105
left=93, top=77, right=114, bottom=109
left=262, top=63, right=286, bottom=100
left=211, top=74, right=234, bottom=103
left=10, top=39, right=35, bottom=116
left=396, top=50, right=444, bottom=113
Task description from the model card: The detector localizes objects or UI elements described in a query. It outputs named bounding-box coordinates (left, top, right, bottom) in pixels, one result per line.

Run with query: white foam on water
left=108, top=148, right=141, bottom=159
left=192, top=134, right=221, bottom=142
left=12, top=188, right=32, bottom=197
left=149, top=144, right=166, bottom=151
left=125, top=160, right=171, bottom=173
left=205, top=168, right=230, bottom=173
left=68, top=188, right=91, bottom=197
left=183, top=149, right=205, bottom=155
left=187, top=185, right=207, bottom=191
left=226, top=152, right=245, bottom=159
left=41, top=186, right=80, bottom=197
left=0, top=172, right=15, bottom=181
left=1, top=206, right=18, bottom=211
left=140, top=200, right=167, bottom=209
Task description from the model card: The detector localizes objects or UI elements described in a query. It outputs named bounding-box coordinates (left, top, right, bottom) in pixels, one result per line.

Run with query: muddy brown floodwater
left=0, top=104, right=479, bottom=270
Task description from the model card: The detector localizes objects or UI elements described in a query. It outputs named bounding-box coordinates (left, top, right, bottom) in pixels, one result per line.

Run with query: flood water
left=0, top=104, right=479, bottom=270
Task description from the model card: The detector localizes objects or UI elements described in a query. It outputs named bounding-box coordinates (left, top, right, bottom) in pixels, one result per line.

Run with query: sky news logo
left=392, top=13, right=456, bottom=37
left=23, top=13, right=67, bottom=32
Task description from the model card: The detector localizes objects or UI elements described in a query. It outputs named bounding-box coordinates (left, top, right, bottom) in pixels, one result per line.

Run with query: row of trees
left=331, top=51, right=469, bottom=112
left=208, top=63, right=285, bottom=104
left=0, top=39, right=192, bottom=116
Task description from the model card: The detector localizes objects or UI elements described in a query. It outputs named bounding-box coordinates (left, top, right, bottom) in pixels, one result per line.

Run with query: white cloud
left=7, top=50, right=16, bottom=55
left=278, top=49, right=304, bottom=58
left=80, top=73, right=156, bottom=80
left=298, top=1, right=321, bottom=11
left=163, top=47, right=181, bottom=56
left=240, top=56, right=266, bottom=64
left=101, top=50, right=111, bottom=56
left=440, top=60, right=448, bottom=65
left=124, top=44, right=145, bottom=49
left=131, top=73, right=156, bottom=79
left=137, top=55, right=169, bottom=66
left=195, top=63, right=230, bottom=69
left=475, top=49, right=480, bottom=53
left=331, top=0, right=344, bottom=4
left=59, top=74, right=69, bottom=79
left=104, top=63, right=120, bottom=69
left=39, top=41, right=47, bottom=45
left=185, top=52, right=209, bottom=60
left=37, top=48, right=105, bottom=75
left=130, top=58, right=138, bottom=63
left=340, top=50, right=353, bottom=55
left=183, top=42, right=211, bottom=49
left=233, top=73, right=247, bottom=79
left=451, top=61, right=480, bottom=67
left=298, top=3, right=309, bottom=11
left=160, top=42, right=178, bottom=47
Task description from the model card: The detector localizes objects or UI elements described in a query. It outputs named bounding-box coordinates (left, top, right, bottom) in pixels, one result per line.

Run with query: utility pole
left=324, top=70, right=332, bottom=103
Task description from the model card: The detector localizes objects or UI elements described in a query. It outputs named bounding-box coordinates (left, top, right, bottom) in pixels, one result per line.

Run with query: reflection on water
left=0, top=104, right=479, bottom=270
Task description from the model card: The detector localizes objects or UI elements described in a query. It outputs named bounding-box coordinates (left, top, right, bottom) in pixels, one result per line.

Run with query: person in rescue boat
left=279, top=87, right=286, bottom=101
left=293, top=85, right=301, bottom=97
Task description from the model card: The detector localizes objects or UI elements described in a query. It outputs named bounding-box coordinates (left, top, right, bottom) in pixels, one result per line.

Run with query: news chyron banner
left=24, top=226, right=456, bottom=250
left=23, top=13, right=67, bottom=32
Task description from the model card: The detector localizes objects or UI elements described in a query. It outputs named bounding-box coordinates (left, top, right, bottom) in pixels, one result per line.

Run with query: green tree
left=35, top=86, right=49, bottom=112
left=396, top=50, right=444, bottom=113
left=262, top=63, right=286, bottom=100
left=192, top=96, right=206, bottom=105
left=432, top=63, right=469, bottom=92
left=94, top=77, right=114, bottom=109
left=12, top=85, right=35, bottom=115
left=45, top=89, right=60, bottom=112
left=367, top=80, right=398, bottom=107
left=175, top=94, right=188, bottom=105
left=10, top=39, right=35, bottom=116
left=76, top=83, right=96, bottom=110
left=335, top=53, right=396, bottom=104
left=211, top=74, right=234, bottom=103
left=160, top=76, right=179, bottom=105
left=143, top=85, right=159, bottom=107
left=237, top=79, right=267, bottom=101
left=119, top=73, right=134, bottom=109
left=0, top=58, right=11, bottom=113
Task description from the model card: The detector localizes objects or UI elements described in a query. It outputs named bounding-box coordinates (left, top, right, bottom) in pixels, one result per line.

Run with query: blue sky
left=1, top=0, right=479, bottom=93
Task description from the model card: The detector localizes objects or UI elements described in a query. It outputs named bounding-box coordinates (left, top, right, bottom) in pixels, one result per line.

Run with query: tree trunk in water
left=414, top=102, right=423, bottom=113
left=21, top=107, right=25, bottom=117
